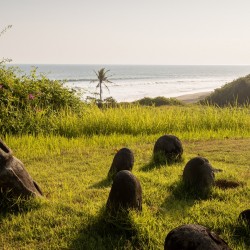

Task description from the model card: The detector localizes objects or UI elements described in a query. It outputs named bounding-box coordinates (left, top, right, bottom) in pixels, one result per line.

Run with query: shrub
left=201, top=74, right=250, bottom=106
left=133, top=96, right=183, bottom=106
left=0, top=65, right=84, bottom=135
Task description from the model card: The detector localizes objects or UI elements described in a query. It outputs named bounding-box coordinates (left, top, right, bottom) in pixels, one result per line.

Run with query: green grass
left=49, top=104, right=250, bottom=138
left=1, top=65, right=249, bottom=249
left=0, top=135, right=249, bottom=249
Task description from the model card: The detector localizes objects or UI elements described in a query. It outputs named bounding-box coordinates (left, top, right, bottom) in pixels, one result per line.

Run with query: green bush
left=133, top=96, right=183, bottom=106
left=0, top=65, right=84, bottom=135
left=201, top=75, right=250, bottom=106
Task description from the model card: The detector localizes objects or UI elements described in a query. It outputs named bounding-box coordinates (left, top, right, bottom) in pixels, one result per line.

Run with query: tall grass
left=52, top=105, right=250, bottom=139
left=1, top=104, right=249, bottom=139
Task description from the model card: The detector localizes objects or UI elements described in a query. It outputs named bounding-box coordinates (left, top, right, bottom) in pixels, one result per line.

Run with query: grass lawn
left=0, top=135, right=249, bottom=249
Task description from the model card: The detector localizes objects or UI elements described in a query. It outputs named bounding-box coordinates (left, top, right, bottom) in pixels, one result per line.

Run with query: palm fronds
left=90, top=68, right=113, bottom=102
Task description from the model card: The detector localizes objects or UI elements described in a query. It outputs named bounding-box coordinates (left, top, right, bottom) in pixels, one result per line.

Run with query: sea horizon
left=7, top=64, right=250, bottom=102
left=8, top=63, right=250, bottom=66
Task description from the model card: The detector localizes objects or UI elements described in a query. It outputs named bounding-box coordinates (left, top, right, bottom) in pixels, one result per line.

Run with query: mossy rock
left=153, top=135, right=183, bottom=164
left=0, top=139, right=43, bottom=199
left=164, top=224, right=231, bottom=250
left=106, top=170, right=142, bottom=214
left=183, top=157, right=215, bottom=196
left=239, top=209, right=250, bottom=227
left=108, top=148, right=134, bottom=180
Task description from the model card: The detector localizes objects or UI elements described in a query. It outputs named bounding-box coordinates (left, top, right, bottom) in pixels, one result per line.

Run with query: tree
left=0, top=25, right=12, bottom=64
left=0, top=25, right=12, bottom=38
left=90, top=68, right=113, bottom=103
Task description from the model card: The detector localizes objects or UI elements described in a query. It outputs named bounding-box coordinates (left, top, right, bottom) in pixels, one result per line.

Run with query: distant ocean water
left=11, top=64, right=250, bottom=102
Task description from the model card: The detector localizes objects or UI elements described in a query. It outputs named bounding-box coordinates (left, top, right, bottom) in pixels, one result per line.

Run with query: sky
left=1, top=0, right=250, bottom=65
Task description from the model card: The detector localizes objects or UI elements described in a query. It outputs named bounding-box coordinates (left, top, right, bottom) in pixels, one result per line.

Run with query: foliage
left=0, top=65, right=249, bottom=138
left=50, top=105, right=250, bottom=138
left=0, top=135, right=249, bottom=249
left=201, top=75, right=250, bottom=106
left=0, top=25, right=12, bottom=38
left=0, top=25, right=13, bottom=64
left=1, top=91, right=250, bottom=137
left=103, top=96, right=118, bottom=108
left=0, top=65, right=85, bottom=134
left=133, top=96, right=183, bottom=106
left=90, top=68, right=113, bottom=103
left=86, top=95, right=118, bottom=108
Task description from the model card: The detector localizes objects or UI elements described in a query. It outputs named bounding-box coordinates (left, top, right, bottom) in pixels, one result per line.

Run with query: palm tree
left=90, top=68, right=113, bottom=102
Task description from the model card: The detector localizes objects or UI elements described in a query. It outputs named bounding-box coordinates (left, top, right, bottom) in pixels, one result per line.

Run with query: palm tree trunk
left=99, top=81, right=102, bottom=101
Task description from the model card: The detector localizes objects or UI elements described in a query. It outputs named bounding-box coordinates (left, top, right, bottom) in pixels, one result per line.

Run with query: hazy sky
left=1, top=0, right=250, bottom=65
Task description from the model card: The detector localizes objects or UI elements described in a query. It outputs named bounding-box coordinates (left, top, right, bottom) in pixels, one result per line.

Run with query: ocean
left=11, top=64, right=250, bottom=102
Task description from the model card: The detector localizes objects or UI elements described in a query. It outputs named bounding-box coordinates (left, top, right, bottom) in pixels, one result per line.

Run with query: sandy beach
left=175, top=91, right=212, bottom=104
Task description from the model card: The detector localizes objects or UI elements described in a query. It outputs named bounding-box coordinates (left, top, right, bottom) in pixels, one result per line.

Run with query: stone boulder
left=183, top=157, right=215, bottom=195
left=153, top=135, right=183, bottom=164
left=108, top=148, right=134, bottom=180
left=239, top=209, right=250, bottom=227
left=106, top=170, right=142, bottom=214
left=0, top=139, right=43, bottom=198
left=164, top=224, right=231, bottom=250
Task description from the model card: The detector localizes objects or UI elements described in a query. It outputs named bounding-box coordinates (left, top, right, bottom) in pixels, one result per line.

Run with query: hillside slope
left=201, top=74, right=250, bottom=106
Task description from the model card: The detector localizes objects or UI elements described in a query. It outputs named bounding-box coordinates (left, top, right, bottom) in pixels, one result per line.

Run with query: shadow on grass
left=160, top=179, right=213, bottom=214
left=215, top=179, right=244, bottom=190
left=69, top=207, right=149, bottom=250
left=140, top=160, right=162, bottom=172
left=160, top=180, right=195, bottom=213
left=169, top=179, right=212, bottom=200
left=228, top=220, right=250, bottom=249
left=89, top=177, right=112, bottom=189
left=0, top=193, right=43, bottom=222
left=140, top=153, right=184, bottom=172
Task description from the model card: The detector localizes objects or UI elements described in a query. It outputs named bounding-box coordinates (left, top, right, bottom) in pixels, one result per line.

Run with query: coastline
left=175, top=91, right=212, bottom=104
